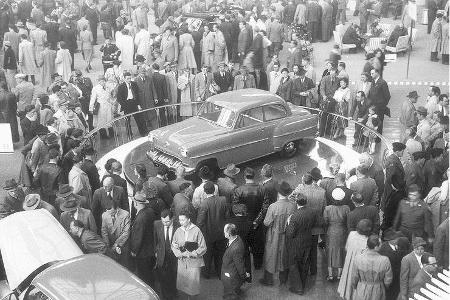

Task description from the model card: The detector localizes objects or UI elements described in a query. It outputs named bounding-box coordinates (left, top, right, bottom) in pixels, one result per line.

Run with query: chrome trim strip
left=190, top=137, right=270, bottom=159
left=272, top=125, right=317, bottom=138
left=284, top=116, right=317, bottom=127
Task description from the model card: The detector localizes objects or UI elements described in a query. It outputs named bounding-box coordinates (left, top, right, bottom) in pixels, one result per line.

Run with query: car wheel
left=280, top=140, right=298, bottom=158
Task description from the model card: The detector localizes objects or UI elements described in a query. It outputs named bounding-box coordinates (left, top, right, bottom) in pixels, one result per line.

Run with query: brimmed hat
left=3, top=179, right=18, bottom=190
left=56, top=184, right=74, bottom=198
left=23, top=194, right=41, bottom=211
left=392, top=142, right=406, bottom=152
left=15, top=73, right=26, bottom=79
left=383, top=229, right=404, bottom=241
left=16, top=21, right=24, bottom=27
left=59, top=195, right=80, bottom=212
left=331, top=188, right=345, bottom=201
left=133, top=192, right=149, bottom=204
left=135, top=54, right=146, bottom=62
left=407, top=91, right=419, bottom=98
left=309, top=167, right=322, bottom=181
left=223, top=164, right=240, bottom=178
left=35, top=124, right=50, bottom=135
left=277, top=181, right=292, bottom=197
left=412, top=237, right=427, bottom=248
left=416, top=106, right=427, bottom=116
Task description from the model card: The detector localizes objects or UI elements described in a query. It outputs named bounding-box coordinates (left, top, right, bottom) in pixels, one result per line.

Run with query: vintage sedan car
left=0, top=210, right=159, bottom=300
left=147, top=89, right=318, bottom=173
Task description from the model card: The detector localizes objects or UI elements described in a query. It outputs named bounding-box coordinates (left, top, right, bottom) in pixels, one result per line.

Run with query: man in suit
left=410, top=254, right=438, bottom=297
left=70, top=219, right=108, bottom=254
left=347, top=192, right=380, bottom=232
left=399, top=237, right=427, bottom=300
left=91, top=176, right=129, bottom=233
left=135, top=67, right=158, bottom=131
left=290, top=68, right=315, bottom=106
left=221, top=223, right=250, bottom=299
left=306, top=0, right=322, bottom=42
left=233, top=66, right=256, bottom=90
left=213, top=62, right=233, bottom=94
left=107, top=161, right=128, bottom=198
left=80, top=146, right=101, bottom=192
left=237, top=21, right=250, bottom=63
left=197, top=181, right=231, bottom=278
left=350, top=91, right=371, bottom=146
left=58, top=20, right=77, bottom=69
left=60, top=195, right=97, bottom=233
left=154, top=209, right=179, bottom=300
left=148, top=165, right=173, bottom=211
left=368, top=68, right=391, bottom=135
left=350, top=165, right=379, bottom=206
left=20, top=105, right=39, bottom=145
left=217, top=164, right=239, bottom=204
left=382, top=142, right=406, bottom=210
left=379, top=229, right=406, bottom=300
left=319, top=67, right=340, bottom=135
left=251, top=28, right=264, bottom=70
left=33, top=148, right=63, bottom=207
left=130, top=193, right=156, bottom=286
left=116, top=71, right=147, bottom=137
left=260, top=163, right=278, bottom=213
left=194, top=65, right=213, bottom=101
left=101, top=199, right=130, bottom=268
left=151, top=63, right=169, bottom=126
left=220, top=15, right=233, bottom=61
left=286, top=194, right=320, bottom=295
left=267, top=17, right=283, bottom=57
left=359, top=153, right=385, bottom=203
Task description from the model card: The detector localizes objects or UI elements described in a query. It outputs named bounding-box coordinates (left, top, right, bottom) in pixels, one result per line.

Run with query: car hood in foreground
left=151, top=117, right=229, bottom=151
left=0, top=210, right=83, bottom=291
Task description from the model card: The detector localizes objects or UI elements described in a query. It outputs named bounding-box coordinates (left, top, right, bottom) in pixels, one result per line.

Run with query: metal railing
left=80, top=101, right=392, bottom=172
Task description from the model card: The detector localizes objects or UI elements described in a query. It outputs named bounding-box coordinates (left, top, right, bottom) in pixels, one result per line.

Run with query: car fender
left=272, top=113, right=318, bottom=150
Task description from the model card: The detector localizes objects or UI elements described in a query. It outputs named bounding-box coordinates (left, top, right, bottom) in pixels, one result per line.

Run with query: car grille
left=147, top=149, right=184, bottom=170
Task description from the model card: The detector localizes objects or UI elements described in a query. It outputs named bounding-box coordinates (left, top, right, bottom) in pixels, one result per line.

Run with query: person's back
left=131, top=205, right=155, bottom=258
left=197, top=195, right=230, bottom=241
left=234, top=182, right=263, bottom=221
left=348, top=205, right=379, bottom=232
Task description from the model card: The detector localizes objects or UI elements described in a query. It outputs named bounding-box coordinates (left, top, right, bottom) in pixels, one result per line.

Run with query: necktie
left=111, top=211, right=116, bottom=225
left=165, top=226, right=171, bottom=251
left=107, top=192, right=112, bottom=201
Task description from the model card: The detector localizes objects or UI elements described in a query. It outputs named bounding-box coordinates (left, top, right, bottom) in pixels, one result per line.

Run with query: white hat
left=332, top=188, right=345, bottom=201
left=15, top=73, right=26, bottom=79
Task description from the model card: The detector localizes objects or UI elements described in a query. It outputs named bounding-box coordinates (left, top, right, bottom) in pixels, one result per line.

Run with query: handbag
left=93, top=101, right=100, bottom=115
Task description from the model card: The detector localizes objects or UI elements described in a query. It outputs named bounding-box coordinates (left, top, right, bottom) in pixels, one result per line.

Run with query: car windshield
left=197, top=102, right=236, bottom=128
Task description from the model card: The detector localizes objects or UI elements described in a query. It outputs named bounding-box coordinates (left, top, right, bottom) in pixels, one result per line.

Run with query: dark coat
left=350, top=99, right=371, bottom=120
left=3, top=47, right=17, bottom=70
left=368, top=77, right=391, bottom=116
left=350, top=177, right=379, bottom=207
left=153, top=219, right=179, bottom=268
left=382, top=154, right=405, bottom=209
left=251, top=33, right=264, bottom=69
left=58, top=26, right=78, bottom=52
left=213, top=71, right=233, bottom=93
left=130, top=206, right=156, bottom=258
left=152, top=72, right=169, bottom=101
left=91, top=186, right=129, bottom=231
left=221, top=236, right=246, bottom=294
left=423, top=159, right=444, bottom=196
left=233, top=183, right=264, bottom=223
left=290, top=76, right=315, bottom=106
left=104, top=173, right=128, bottom=197
left=379, top=242, right=404, bottom=300
left=33, top=162, right=63, bottom=202
left=60, top=207, right=97, bottom=233
left=79, top=228, right=107, bottom=254
left=347, top=205, right=380, bottom=233
left=197, top=195, right=230, bottom=242
left=276, top=77, right=292, bottom=101
left=20, top=117, right=39, bottom=146
left=147, top=176, right=173, bottom=210
left=217, top=177, right=237, bottom=204
left=237, top=29, right=250, bottom=54
left=393, top=199, right=434, bottom=240
left=80, top=158, right=101, bottom=192
left=434, top=218, right=449, bottom=268
left=117, top=81, right=140, bottom=114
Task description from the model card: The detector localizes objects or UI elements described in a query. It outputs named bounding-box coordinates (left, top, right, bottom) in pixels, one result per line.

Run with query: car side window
left=264, top=104, right=287, bottom=121
left=24, top=285, right=51, bottom=300
left=236, top=107, right=264, bottom=128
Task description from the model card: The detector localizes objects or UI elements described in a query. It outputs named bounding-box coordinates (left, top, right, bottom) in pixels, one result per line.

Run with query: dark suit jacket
left=217, top=177, right=237, bottom=204
left=434, top=218, right=449, bottom=267
left=20, top=117, right=38, bottom=146
left=33, top=162, right=63, bottom=200
left=91, top=186, right=129, bottom=231
left=379, top=242, right=403, bottom=300
left=79, top=228, right=107, bottom=254
left=290, top=76, right=315, bottom=105
left=306, top=1, right=322, bottom=22
left=107, top=173, right=128, bottom=196
left=276, top=77, right=293, bottom=101
left=152, top=72, right=168, bottom=101
left=368, top=77, right=391, bottom=115
left=286, top=206, right=318, bottom=263
left=58, top=26, right=77, bottom=51
left=213, top=71, right=233, bottom=93
left=350, top=99, right=371, bottom=120
left=382, top=154, right=405, bottom=208
left=60, top=207, right=97, bottom=233
left=399, top=252, right=422, bottom=298
left=221, top=236, right=246, bottom=282
left=350, top=177, right=379, bottom=207
left=148, top=176, right=173, bottom=210
left=117, top=81, right=140, bottom=114
left=251, top=34, right=264, bottom=68
left=153, top=220, right=179, bottom=268
left=237, top=29, right=250, bottom=54
left=130, top=206, right=156, bottom=258
left=197, top=195, right=230, bottom=241
left=80, top=158, right=101, bottom=192
left=347, top=205, right=380, bottom=233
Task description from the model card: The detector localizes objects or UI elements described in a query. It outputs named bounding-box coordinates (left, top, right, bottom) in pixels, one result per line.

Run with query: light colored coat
left=201, top=31, right=215, bottom=67
left=193, top=72, right=213, bottom=101
left=68, top=165, right=93, bottom=209
left=55, top=48, right=72, bottom=82
left=89, top=84, right=116, bottom=128
left=294, top=3, right=307, bottom=25
left=430, top=18, right=443, bottom=52
left=213, top=31, right=228, bottom=70
left=19, top=39, right=38, bottom=76
left=263, top=197, right=295, bottom=273
left=30, top=28, right=47, bottom=57
left=37, top=48, right=56, bottom=91
left=441, top=21, right=449, bottom=55
left=178, top=33, right=197, bottom=70
left=160, top=34, right=179, bottom=63
left=135, top=29, right=151, bottom=59
left=101, top=208, right=130, bottom=248
left=117, top=34, right=134, bottom=70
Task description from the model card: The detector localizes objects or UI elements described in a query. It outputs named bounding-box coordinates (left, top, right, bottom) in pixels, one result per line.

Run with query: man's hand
left=154, top=99, right=159, bottom=104
left=115, top=246, right=122, bottom=254
left=252, top=222, right=258, bottom=230
left=131, top=251, right=136, bottom=257
left=287, top=215, right=292, bottom=225
left=197, top=97, right=202, bottom=102
left=137, top=105, right=142, bottom=111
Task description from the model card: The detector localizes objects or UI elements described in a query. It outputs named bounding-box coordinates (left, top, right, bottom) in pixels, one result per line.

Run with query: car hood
left=151, top=117, right=229, bottom=151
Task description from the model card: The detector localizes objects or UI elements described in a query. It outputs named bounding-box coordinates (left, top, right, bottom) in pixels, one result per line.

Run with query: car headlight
left=180, top=147, right=188, bottom=157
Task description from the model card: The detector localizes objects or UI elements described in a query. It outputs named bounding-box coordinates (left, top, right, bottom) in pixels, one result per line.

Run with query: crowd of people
left=0, top=0, right=448, bottom=300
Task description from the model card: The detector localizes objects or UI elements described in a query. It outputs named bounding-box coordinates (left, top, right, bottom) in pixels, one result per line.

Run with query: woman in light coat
left=441, top=15, right=449, bottom=64
left=177, top=68, right=194, bottom=118
left=430, top=13, right=443, bottom=61
left=55, top=41, right=72, bottom=82
left=116, top=29, right=134, bottom=70
left=80, top=24, right=94, bottom=72
left=178, top=30, right=197, bottom=72
left=89, top=75, right=116, bottom=137
left=172, top=209, right=207, bottom=298
left=332, top=77, right=351, bottom=139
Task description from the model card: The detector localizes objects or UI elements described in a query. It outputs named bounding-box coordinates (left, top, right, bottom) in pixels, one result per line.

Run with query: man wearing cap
left=399, top=237, right=427, bottom=300
left=13, top=73, right=34, bottom=115
left=23, top=193, right=58, bottom=219
left=260, top=181, right=295, bottom=286
left=0, top=179, right=26, bottom=219
left=56, top=184, right=88, bottom=210
left=19, top=105, right=39, bottom=145
left=382, top=142, right=406, bottom=210
left=60, top=194, right=97, bottom=233
left=130, top=192, right=157, bottom=286
left=33, top=148, right=63, bottom=206
left=217, top=164, right=240, bottom=203
left=379, top=229, right=406, bottom=300
left=399, top=91, right=419, bottom=142
left=290, top=67, right=315, bottom=107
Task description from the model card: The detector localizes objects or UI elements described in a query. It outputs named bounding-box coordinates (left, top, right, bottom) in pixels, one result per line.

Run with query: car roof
left=33, top=254, right=159, bottom=300
left=0, top=210, right=83, bottom=291
left=208, top=89, right=286, bottom=112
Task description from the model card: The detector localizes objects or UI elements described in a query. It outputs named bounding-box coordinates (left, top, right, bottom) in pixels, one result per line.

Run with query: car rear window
left=264, top=104, right=287, bottom=121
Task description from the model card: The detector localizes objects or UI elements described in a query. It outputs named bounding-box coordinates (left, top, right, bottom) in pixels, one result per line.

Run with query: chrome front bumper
left=146, top=149, right=195, bottom=173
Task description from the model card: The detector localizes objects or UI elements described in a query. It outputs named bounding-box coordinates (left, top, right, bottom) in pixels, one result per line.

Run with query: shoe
left=326, top=275, right=334, bottom=282
left=289, top=287, right=304, bottom=295
left=259, top=278, right=274, bottom=286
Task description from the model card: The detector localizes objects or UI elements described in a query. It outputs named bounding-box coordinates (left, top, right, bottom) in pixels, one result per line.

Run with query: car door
left=262, top=103, right=289, bottom=149
left=226, top=107, right=273, bottom=164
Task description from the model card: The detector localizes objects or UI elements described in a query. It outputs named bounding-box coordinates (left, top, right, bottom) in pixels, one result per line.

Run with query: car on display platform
left=147, top=89, right=318, bottom=174
left=0, top=210, right=159, bottom=300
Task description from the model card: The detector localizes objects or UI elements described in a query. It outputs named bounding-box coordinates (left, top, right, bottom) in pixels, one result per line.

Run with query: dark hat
left=412, top=237, right=427, bottom=248
left=277, top=181, right=292, bottom=197
left=112, top=60, right=121, bottom=66
left=297, top=68, right=307, bottom=76
left=133, top=192, right=149, bottom=203
left=198, top=165, right=211, bottom=180
left=45, top=133, right=59, bottom=145
left=23, top=194, right=41, bottom=211
left=223, top=164, right=240, bottom=178
left=309, top=167, right=322, bottom=181
left=382, top=229, right=404, bottom=241
left=74, top=69, right=83, bottom=77
left=24, top=104, right=36, bottom=113
left=59, top=195, right=80, bottom=212
left=56, top=184, right=74, bottom=198
left=3, top=179, right=18, bottom=190
left=244, top=167, right=255, bottom=178
left=135, top=54, right=146, bottom=62
left=407, top=91, right=419, bottom=98
left=35, top=124, right=50, bottom=135
left=123, top=71, right=132, bottom=77
left=416, top=106, right=427, bottom=116
left=392, top=142, right=406, bottom=152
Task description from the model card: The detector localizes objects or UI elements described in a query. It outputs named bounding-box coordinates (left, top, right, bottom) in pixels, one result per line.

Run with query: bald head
left=103, top=176, right=114, bottom=192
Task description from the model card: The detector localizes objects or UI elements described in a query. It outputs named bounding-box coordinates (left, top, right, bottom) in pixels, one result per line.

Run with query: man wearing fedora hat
left=0, top=179, right=26, bottom=219
left=23, top=193, right=58, bottom=219
left=260, top=181, right=295, bottom=286
left=33, top=148, right=63, bottom=206
left=399, top=91, right=419, bottom=142
left=217, top=164, right=240, bottom=204
left=56, top=184, right=89, bottom=211
left=60, top=194, right=97, bottom=233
